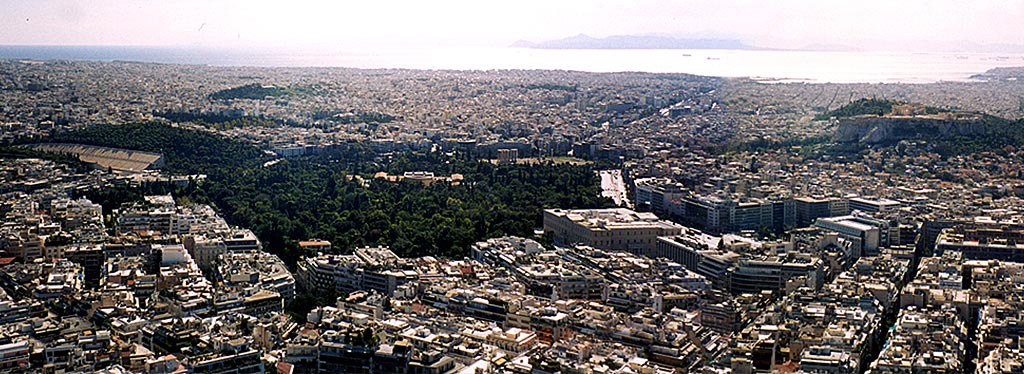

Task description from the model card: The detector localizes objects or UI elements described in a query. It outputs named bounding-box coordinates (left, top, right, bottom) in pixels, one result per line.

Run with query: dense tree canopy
left=310, top=110, right=398, bottom=124
left=153, top=110, right=290, bottom=130
left=44, top=123, right=612, bottom=264
left=37, top=123, right=266, bottom=175
left=209, top=83, right=287, bottom=100
left=932, top=114, right=1024, bottom=156
left=815, top=98, right=898, bottom=120
left=202, top=152, right=612, bottom=263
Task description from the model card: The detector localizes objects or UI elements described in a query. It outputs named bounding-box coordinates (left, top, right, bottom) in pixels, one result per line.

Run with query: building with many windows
left=815, top=215, right=891, bottom=256
left=184, top=229, right=261, bottom=270
left=296, top=247, right=418, bottom=297
left=795, top=196, right=848, bottom=227
left=214, top=251, right=296, bottom=302
left=542, top=208, right=683, bottom=255
left=635, top=177, right=688, bottom=218
left=848, top=197, right=901, bottom=214
left=936, top=222, right=1024, bottom=262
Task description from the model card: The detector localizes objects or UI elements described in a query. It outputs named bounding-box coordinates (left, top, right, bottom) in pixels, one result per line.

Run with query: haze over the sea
left=2, top=45, right=1023, bottom=84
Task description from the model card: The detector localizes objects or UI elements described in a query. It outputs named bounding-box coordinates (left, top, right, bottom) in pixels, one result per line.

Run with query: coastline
left=1, top=45, right=1023, bottom=84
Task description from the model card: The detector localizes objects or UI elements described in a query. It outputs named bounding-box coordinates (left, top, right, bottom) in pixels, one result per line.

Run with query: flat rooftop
left=545, top=208, right=682, bottom=231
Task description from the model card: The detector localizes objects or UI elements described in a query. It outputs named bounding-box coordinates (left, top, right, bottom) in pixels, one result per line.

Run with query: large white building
left=848, top=197, right=901, bottom=214
left=116, top=197, right=229, bottom=236
left=296, top=247, right=418, bottom=297
left=815, top=215, right=889, bottom=256
left=634, top=177, right=688, bottom=218
left=214, top=251, right=296, bottom=302
left=184, top=229, right=261, bottom=270
left=542, top=208, right=683, bottom=255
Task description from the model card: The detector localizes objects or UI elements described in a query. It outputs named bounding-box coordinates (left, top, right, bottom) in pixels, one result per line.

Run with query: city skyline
left=4, top=2, right=1024, bottom=372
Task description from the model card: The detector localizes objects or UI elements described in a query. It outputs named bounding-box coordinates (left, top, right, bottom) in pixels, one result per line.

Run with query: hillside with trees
left=815, top=98, right=898, bottom=120
left=37, top=123, right=266, bottom=174
left=932, top=114, right=1024, bottom=155
left=812, top=98, right=1024, bottom=156
left=210, top=83, right=288, bottom=100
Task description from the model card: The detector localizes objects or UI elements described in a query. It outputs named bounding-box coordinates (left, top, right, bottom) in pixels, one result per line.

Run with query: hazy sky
left=2, top=0, right=1023, bottom=51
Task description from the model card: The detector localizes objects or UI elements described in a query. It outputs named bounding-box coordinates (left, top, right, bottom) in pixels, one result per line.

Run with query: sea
left=2, top=45, right=1024, bottom=84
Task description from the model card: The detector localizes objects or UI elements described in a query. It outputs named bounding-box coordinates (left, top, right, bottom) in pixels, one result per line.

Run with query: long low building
left=936, top=225, right=1024, bottom=262
left=656, top=234, right=824, bottom=294
left=542, top=208, right=683, bottom=255
left=814, top=215, right=889, bottom=256
left=24, top=143, right=164, bottom=172
left=296, top=247, right=418, bottom=297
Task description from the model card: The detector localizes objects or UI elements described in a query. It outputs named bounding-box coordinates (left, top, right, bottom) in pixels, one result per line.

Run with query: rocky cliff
left=834, top=113, right=986, bottom=144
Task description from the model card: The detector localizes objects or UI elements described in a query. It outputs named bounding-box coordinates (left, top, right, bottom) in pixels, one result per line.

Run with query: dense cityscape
left=3, top=53, right=1024, bottom=374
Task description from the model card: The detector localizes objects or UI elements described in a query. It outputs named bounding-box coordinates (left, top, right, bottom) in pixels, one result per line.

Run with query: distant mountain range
left=511, top=34, right=755, bottom=50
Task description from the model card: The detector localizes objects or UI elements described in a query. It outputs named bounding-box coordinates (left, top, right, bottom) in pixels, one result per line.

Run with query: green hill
left=40, top=123, right=264, bottom=174
left=815, top=98, right=898, bottom=120
left=933, top=114, right=1024, bottom=155
left=210, top=84, right=287, bottom=100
